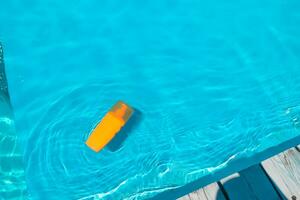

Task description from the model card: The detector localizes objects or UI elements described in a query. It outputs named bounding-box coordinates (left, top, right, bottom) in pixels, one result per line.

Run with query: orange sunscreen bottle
left=85, top=101, right=133, bottom=152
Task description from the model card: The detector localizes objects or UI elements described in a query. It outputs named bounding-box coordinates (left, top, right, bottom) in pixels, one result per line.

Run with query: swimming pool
left=1, top=0, right=300, bottom=199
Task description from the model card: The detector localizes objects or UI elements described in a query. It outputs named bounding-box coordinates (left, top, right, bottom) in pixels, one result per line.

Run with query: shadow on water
left=107, top=108, right=143, bottom=152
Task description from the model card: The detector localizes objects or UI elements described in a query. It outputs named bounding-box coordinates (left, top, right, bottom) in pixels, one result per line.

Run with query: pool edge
left=150, top=134, right=300, bottom=200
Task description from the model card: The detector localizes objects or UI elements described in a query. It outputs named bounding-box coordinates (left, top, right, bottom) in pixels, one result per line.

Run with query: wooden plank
left=262, top=147, right=300, bottom=199
left=239, top=165, right=281, bottom=200
left=189, top=190, right=205, bottom=200
left=220, top=173, right=254, bottom=200
left=178, top=195, right=191, bottom=200
left=220, top=165, right=280, bottom=200
left=178, top=182, right=226, bottom=200
left=203, top=183, right=226, bottom=200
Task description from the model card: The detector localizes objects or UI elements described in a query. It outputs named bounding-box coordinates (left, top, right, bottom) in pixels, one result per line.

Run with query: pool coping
left=150, top=134, right=300, bottom=199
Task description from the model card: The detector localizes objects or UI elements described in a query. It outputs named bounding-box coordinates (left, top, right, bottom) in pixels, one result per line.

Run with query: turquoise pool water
left=0, top=44, right=27, bottom=199
left=1, top=0, right=300, bottom=199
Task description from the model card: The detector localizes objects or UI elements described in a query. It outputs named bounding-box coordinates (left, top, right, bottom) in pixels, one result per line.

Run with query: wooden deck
left=179, top=146, right=300, bottom=200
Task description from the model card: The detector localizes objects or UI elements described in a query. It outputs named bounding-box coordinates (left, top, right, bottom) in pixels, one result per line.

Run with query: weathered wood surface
left=178, top=182, right=226, bottom=200
left=262, top=147, right=300, bottom=199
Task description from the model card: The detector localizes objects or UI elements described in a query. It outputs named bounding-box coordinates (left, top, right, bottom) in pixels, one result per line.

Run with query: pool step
left=0, top=134, right=18, bottom=155
left=0, top=188, right=27, bottom=200
left=0, top=154, right=25, bottom=174
left=0, top=42, right=28, bottom=200
left=0, top=155, right=28, bottom=200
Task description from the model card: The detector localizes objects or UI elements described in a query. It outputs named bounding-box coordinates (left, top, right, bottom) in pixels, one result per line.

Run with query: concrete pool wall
left=0, top=43, right=27, bottom=199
